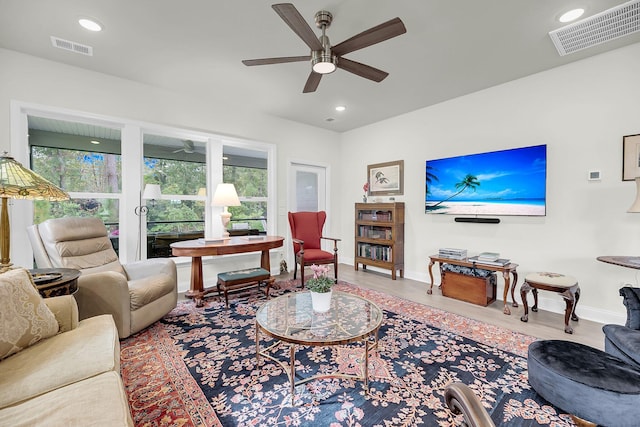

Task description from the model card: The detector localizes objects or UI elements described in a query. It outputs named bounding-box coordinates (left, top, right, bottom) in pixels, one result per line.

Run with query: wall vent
left=50, top=36, right=93, bottom=56
left=549, top=0, right=640, bottom=56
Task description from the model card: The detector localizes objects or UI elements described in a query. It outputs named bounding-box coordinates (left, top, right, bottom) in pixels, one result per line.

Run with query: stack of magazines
left=468, top=252, right=510, bottom=266
left=438, top=248, right=467, bottom=260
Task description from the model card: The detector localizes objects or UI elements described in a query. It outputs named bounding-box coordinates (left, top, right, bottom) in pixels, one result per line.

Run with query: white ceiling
left=2, top=0, right=640, bottom=132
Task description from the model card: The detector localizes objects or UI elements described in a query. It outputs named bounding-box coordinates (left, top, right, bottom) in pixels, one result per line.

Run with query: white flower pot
left=310, top=290, right=332, bottom=313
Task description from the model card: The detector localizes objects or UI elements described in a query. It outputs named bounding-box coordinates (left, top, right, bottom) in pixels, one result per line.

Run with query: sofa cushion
left=0, top=371, right=133, bottom=426
left=0, top=314, right=118, bottom=408
left=0, top=268, right=59, bottom=360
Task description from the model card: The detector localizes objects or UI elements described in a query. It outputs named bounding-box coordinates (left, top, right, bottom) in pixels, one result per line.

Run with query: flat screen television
left=425, top=144, right=547, bottom=216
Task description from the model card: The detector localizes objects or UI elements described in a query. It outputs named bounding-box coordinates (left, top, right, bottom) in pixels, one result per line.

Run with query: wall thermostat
left=588, top=170, right=601, bottom=181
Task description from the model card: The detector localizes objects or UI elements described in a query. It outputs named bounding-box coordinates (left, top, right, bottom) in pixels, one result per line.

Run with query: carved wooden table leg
left=510, top=271, right=519, bottom=307
left=502, top=271, right=512, bottom=315
left=427, top=259, right=436, bottom=295
left=520, top=280, right=532, bottom=323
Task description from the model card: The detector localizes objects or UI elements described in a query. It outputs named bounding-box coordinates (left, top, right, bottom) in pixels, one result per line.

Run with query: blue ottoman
left=528, top=340, right=640, bottom=426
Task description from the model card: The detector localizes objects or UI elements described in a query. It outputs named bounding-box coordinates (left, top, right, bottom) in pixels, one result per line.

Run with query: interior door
left=288, top=162, right=328, bottom=261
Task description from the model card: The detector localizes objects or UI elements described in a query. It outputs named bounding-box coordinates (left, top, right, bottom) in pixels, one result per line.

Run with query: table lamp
left=212, top=183, right=240, bottom=238
left=0, top=154, right=69, bottom=272
left=629, top=177, right=640, bottom=212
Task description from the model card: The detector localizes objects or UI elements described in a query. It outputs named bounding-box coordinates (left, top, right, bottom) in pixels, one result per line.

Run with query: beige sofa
left=0, top=287, right=133, bottom=426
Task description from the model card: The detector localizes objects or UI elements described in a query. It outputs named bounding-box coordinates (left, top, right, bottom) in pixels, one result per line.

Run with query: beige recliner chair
left=27, top=217, right=178, bottom=339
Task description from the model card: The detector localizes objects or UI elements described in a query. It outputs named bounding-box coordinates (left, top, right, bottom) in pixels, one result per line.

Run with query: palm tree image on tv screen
left=425, top=145, right=547, bottom=217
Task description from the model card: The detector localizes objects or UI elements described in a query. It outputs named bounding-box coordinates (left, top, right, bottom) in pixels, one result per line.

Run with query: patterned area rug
left=120, top=280, right=574, bottom=426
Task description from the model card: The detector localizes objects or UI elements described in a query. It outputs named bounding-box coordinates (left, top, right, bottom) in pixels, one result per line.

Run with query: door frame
left=286, top=159, right=331, bottom=267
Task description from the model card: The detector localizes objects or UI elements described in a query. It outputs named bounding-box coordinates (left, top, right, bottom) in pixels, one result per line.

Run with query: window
left=28, top=119, right=122, bottom=238
left=142, top=135, right=208, bottom=257
left=15, top=104, right=275, bottom=266
left=223, top=147, right=268, bottom=233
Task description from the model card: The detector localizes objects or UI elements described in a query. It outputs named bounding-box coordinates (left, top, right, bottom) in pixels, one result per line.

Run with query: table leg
left=185, top=256, right=204, bottom=306
left=290, top=345, right=296, bottom=406
left=427, top=260, right=436, bottom=295
left=510, top=271, right=519, bottom=308
left=255, top=322, right=260, bottom=365
left=520, top=281, right=532, bottom=323
left=364, top=337, right=369, bottom=391
left=260, top=249, right=271, bottom=272
left=502, top=271, right=512, bottom=315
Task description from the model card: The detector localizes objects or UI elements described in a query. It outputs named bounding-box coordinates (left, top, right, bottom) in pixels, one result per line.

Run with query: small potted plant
left=306, top=264, right=334, bottom=312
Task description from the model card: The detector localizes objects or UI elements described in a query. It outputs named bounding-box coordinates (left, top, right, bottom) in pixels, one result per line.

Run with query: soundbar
left=454, top=217, right=500, bottom=224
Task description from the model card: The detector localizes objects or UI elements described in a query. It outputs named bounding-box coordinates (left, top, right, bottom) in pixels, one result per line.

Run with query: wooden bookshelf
left=354, top=202, right=404, bottom=280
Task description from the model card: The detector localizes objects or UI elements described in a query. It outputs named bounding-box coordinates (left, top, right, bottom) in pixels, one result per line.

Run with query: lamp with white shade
left=212, top=183, right=241, bottom=238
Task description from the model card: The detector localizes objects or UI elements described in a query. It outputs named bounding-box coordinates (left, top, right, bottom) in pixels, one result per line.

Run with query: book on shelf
left=468, top=256, right=510, bottom=266
left=477, top=252, right=500, bottom=262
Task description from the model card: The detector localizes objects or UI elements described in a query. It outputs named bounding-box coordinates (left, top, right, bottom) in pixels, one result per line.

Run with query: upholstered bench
left=528, top=340, right=640, bottom=426
left=520, top=272, right=579, bottom=333
left=216, top=267, right=274, bottom=307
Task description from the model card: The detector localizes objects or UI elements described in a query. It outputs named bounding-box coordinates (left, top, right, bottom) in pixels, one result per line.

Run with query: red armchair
left=288, top=211, right=340, bottom=288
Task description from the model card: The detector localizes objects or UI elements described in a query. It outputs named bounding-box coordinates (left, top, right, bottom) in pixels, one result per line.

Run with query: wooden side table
left=29, top=268, right=80, bottom=298
left=428, top=255, right=519, bottom=315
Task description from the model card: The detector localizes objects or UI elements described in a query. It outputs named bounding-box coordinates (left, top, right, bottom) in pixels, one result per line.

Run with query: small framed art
left=367, top=160, right=404, bottom=196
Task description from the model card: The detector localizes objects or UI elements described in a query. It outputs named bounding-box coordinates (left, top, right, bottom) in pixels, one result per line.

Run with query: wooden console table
left=597, top=256, right=640, bottom=270
left=171, top=236, right=284, bottom=306
left=428, top=255, right=519, bottom=315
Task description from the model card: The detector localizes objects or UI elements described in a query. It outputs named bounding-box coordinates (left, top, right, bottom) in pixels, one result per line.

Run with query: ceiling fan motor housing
left=314, top=10, right=332, bottom=29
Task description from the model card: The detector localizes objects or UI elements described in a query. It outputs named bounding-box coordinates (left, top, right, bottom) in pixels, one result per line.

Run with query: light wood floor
left=180, top=263, right=605, bottom=350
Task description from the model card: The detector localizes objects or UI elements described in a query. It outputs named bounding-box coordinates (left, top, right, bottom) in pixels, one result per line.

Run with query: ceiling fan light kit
left=242, top=3, right=406, bottom=93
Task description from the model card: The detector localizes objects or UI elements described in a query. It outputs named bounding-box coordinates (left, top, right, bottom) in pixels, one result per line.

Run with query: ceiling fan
left=242, top=3, right=406, bottom=93
left=172, top=140, right=195, bottom=154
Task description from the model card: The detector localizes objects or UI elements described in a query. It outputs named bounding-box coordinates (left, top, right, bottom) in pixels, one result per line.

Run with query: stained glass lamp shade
left=0, top=154, right=69, bottom=270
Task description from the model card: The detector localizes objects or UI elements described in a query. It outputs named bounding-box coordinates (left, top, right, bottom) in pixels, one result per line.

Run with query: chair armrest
left=123, top=258, right=177, bottom=281
left=603, top=324, right=640, bottom=368
left=321, top=236, right=341, bottom=249
left=75, top=271, right=130, bottom=337
left=444, top=382, right=496, bottom=427
left=44, top=295, right=79, bottom=333
left=292, top=238, right=305, bottom=246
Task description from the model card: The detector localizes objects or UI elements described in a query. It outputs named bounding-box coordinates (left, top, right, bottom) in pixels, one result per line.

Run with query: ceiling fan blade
left=332, top=17, right=406, bottom=56
left=272, top=3, right=323, bottom=51
left=303, top=72, right=322, bottom=93
left=242, top=56, right=310, bottom=66
left=337, top=57, right=388, bottom=82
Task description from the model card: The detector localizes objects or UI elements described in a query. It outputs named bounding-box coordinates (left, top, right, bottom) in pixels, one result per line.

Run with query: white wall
left=0, top=48, right=342, bottom=292
left=339, top=42, right=640, bottom=324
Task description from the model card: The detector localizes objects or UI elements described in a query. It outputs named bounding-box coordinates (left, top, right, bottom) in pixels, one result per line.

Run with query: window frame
left=10, top=101, right=276, bottom=268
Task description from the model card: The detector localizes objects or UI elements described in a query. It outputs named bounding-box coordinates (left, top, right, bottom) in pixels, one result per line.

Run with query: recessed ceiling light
left=90, top=140, right=100, bottom=145
left=335, top=105, right=346, bottom=112
left=559, top=8, right=585, bottom=23
left=79, top=18, right=103, bottom=32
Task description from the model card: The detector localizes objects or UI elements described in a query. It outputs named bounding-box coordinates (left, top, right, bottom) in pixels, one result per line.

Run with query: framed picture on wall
left=623, top=134, right=640, bottom=181
left=367, top=160, right=404, bottom=196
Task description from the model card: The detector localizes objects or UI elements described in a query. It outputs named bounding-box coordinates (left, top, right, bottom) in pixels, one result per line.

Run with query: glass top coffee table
left=255, top=290, right=383, bottom=404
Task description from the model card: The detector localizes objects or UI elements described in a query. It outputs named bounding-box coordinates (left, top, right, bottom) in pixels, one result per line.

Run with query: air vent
left=50, top=36, right=93, bottom=56
left=549, top=0, right=640, bottom=56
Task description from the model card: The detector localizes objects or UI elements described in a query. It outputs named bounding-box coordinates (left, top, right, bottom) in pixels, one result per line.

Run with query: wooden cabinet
left=354, top=202, right=404, bottom=280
